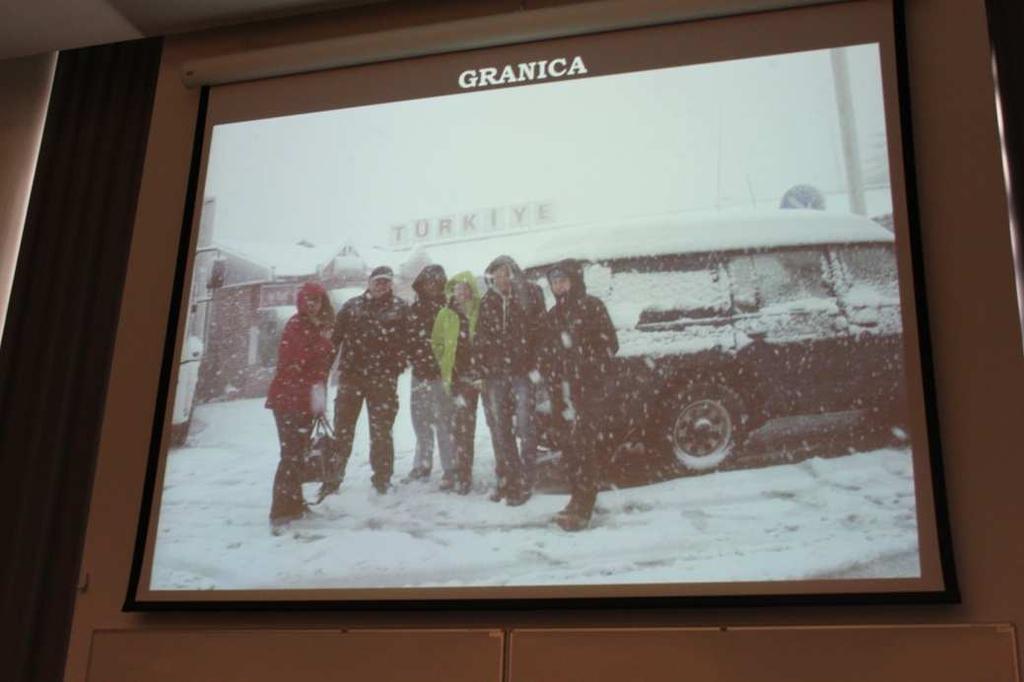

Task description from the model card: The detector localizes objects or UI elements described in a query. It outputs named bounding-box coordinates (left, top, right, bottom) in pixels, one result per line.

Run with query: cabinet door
left=87, top=629, right=504, bottom=682
left=509, top=625, right=1017, bottom=682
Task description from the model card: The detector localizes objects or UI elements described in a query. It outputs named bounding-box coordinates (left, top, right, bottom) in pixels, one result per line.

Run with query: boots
left=270, top=502, right=312, bottom=535
left=554, top=493, right=595, bottom=532
left=505, top=487, right=532, bottom=507
left=314, top=480, right=340, bottom=503
left=402, top=467, right=431, bottom=483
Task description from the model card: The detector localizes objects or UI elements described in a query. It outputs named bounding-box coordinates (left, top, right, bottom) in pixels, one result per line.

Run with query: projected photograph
left=139, top=33, right=943, bottom=602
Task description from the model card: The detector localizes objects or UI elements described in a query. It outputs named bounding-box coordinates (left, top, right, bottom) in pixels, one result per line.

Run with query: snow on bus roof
left=520, top=209, right=894, bottom=269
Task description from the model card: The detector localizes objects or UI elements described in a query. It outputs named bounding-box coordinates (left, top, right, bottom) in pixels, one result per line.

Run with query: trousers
left=409, top=376, right=455, bottom=476
left=271, top=410, right=311, bottom=520
left=333, top=377, right=399, bottom=489
left=481, top=374, right=537, bottom=494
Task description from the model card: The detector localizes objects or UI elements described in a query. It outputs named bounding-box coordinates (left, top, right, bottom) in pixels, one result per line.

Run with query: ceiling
left=0, top=0, right=389, bottom=60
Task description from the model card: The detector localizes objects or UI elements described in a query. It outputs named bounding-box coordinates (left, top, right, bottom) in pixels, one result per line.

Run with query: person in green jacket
left=431, top=271, right=481, bottom=495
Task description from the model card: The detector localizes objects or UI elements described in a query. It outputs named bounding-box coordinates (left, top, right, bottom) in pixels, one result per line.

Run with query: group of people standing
left=264, top=254, right=619, bottom=534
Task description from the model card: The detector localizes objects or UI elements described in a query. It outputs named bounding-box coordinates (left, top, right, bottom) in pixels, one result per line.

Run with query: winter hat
left=369, top=265, right=394, bottom=282
left=546, top=264, right=570, bottom=281
left=546, top=259, right=581, bottom=283
left=547, top=259, right=586, bottom=299
left=485, top=255, right=522, bottom=278
left=298, top=280, right=327, bottom=301
left=296, top=280, right=333, bottom=324
left=413, top=264, right=447, bottom=292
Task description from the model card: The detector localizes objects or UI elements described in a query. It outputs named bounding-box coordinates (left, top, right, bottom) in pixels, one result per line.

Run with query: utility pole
left=715, top=103, right=724, bottom=210
left=831, top=47, right=867, bottom=216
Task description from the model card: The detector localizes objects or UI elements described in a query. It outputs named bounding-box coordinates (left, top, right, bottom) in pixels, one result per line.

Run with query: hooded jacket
left=331, top=280, right=410, bottom=383
left=473, top=255, right=546, bottom=378
left=540, top=259, right=619, bottom=392
left=431, top=271, right=481, bottom=392
left=406, top=264, right=448, bottom=380
left=265, top=281, right=335, bottom=413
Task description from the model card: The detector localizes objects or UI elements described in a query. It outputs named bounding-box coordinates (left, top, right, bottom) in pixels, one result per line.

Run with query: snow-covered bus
left=522, top=209, right=905, bottom=475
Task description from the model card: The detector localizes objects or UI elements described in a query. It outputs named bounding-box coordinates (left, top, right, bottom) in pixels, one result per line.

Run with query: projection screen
left=127, top=0, right=956, bottom=607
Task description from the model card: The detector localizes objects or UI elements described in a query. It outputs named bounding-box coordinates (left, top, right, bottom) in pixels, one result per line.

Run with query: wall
left=62, top=0, right=1024, bottom=679
left=0, top=52, right=55, bottom=340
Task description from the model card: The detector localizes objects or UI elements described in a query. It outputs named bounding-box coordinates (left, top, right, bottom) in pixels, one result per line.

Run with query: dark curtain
left=986, top=0, right=1024, bottom=318
left=0, top=38, right=162, bottom=682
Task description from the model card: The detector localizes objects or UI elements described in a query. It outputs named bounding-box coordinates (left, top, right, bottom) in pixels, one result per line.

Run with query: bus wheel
left=665, top=383, right=748, bottom=472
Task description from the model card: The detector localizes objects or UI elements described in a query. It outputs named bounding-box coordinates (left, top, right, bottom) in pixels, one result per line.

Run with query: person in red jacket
left=265, top=281, right=335, bottom=530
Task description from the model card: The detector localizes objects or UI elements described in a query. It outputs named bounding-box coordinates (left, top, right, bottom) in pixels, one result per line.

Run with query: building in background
left=192, top=230, right=370, bottom=404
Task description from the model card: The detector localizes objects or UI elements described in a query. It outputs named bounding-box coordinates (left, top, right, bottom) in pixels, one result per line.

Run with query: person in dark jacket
left=403, top=264, right=454, bottom=485
left=539, top=259, right=619, bottom=531
left=264, top=281, right=335, bottom=530
left=473, top=255, right=546, bottom=506
left=323, top=265, right=409, bottom=496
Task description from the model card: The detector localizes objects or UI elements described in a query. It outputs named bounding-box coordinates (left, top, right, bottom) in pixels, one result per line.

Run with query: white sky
left=202, top=43, right=890, bottom=260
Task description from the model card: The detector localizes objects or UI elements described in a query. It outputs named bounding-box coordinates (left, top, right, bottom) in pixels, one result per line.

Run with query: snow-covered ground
left=150, top=377, right=920, bottom=591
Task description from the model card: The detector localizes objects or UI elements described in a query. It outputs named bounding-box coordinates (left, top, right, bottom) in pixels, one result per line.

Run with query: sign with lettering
left=458, top=57, right=588, bottom=89
left=259, top=283, right=299, bottom=308
left=389, top=201, right=555, bottom=247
